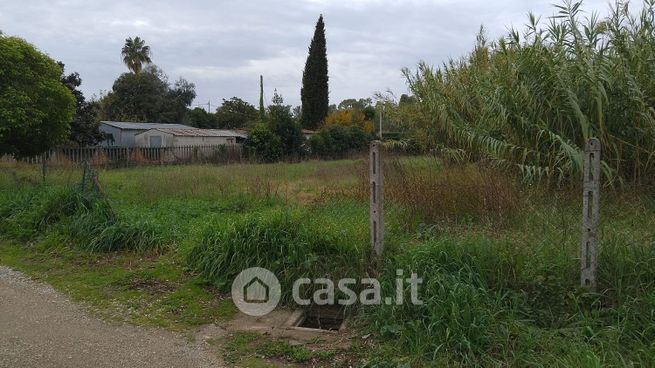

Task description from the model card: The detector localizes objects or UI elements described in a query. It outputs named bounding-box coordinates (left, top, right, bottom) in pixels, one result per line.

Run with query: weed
left=373, top=157, right=521, bottom=225
left=187, top=209, right=367, bottom=303
left=222, top=331, right=335, bottom=365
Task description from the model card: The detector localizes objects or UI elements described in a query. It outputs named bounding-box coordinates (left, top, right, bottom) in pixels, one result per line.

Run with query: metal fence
left=1, top=145, right=244, bottom=168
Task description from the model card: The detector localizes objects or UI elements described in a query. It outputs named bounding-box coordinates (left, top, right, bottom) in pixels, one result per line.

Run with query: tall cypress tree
left=300, top=15, right=328, bottom=129
left=259, top=75, right=265, bottom=122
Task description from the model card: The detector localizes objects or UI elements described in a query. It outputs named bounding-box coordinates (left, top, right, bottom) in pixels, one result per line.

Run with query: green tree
left=59, top=63, right=105, bottom=146
left=268, top=91, right=303, bottom=156
left=0, top=36, right=75, bottom=157
left=300, top=15, right=329, bottom=129
left=160, top=78, right=196, bottom=123
left=308, top=125, right=371, bottom=159
left=337, top=98, right=372, bottom=112
left=244, top=123, right=283, bottom=162
left=185, top=107, right=216, bottom=128
left=101, top=65, right=195, bottom=123
left=215, top=97, right=258, bottom=128
left=259, top=75, right=266, bottom=122
left=121, top=36, right=152, bottom=74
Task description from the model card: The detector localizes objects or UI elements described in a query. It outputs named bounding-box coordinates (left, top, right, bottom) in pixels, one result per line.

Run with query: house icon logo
left=243, top=276, right=269, bottom=303
left=231, top=267, right=281, bottom=316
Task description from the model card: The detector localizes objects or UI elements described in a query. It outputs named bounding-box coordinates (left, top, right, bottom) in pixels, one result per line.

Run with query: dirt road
left=0, top=266, right=224, bottom=368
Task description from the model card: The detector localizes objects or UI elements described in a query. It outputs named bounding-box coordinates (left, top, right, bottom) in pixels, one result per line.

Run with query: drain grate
left=288, top=306, right=347, bottom=332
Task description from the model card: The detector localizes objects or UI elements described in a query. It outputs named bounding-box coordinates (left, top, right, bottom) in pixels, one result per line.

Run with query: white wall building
left=99, top=121, right=192, bottom=147
left=134, top=128, right=247, bottom=147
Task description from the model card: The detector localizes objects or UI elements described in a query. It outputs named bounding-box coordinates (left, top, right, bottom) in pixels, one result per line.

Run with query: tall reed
left=406, top=0, right=655, bottom=184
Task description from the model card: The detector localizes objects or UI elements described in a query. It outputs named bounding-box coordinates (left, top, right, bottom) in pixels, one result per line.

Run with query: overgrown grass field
left=1, top=158, right=654, bottom=366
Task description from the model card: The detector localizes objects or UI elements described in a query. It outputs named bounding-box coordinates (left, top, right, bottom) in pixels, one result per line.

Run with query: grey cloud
left=0, top=0, right=612, bottom=108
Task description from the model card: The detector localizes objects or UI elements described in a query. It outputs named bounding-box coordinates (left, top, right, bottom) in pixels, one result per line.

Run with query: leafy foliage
left=215, top=97, right=258, bottom=128
left=59, top=63, right=105, bottom=146
left=244, top=123, right=283, bottom=162
left=101, top=65, right=196, bottom=123
left=324, top=109, right=375, bottom=133
left=405, top=0, right=655, bottom=184
left=185, top=107, right=216, bottom=128
left=121, top=36, right=152, bottom=74
left=308, top=125, right=372, bottom=158
left=0, top=35, right=75, bottom=158
left=268, top=92, right=304, bottom=157
left=301, top=15, right=329, bottom=129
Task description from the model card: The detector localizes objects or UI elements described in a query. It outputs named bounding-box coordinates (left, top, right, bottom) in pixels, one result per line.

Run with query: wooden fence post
left=126, top=147, right=131, bottom=168
left=370, top=141, right=384, bottom=258
left=581, top=138, right=601, bottom=290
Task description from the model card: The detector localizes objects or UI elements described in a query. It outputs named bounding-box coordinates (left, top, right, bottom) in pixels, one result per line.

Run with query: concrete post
left=581, top=138, right=601, bottom=290
left=41, top=153, right=47, bottom=183
left=370, top=141, right=384, bottom=258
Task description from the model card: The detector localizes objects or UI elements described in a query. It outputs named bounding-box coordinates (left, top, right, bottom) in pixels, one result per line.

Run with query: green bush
left=269, top=104, right=304, bottom=157
left=244, top=123, right=283, bottom=162
left=0, top=35, right=76, bottom=158
left=308, top=125, right=372, bottom=159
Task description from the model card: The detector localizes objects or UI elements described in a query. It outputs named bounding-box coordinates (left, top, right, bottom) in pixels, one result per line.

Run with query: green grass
left=1, top=159, right=654, bottom=366
left=187, top=206, right=369, bottom=303
left=221, top=331, right=337, bottom=366
left=0, top=241, right=236, bottom=330
left=362, top=190, right=655, bottom=366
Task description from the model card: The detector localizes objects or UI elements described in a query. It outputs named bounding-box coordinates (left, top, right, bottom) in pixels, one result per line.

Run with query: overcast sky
left=1, top=0, right=611, bottom=109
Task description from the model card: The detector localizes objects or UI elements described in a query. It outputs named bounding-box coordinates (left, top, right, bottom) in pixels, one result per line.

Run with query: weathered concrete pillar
left=581, top=138, right=601, bottom=290
left=370, top=141, right=384, bottom=258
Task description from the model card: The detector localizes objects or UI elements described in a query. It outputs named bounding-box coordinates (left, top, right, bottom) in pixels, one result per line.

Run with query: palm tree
left=121, top=37, right=152, bottom=74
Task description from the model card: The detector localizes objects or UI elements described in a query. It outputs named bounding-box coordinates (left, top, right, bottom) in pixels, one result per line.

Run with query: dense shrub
left=269, top=104, right=304, bottom=157
left=308, top=125, right=372, bottom=159
left=244, top=123, right=283, bottom=162
left=0, top=35, right=76, bottom=158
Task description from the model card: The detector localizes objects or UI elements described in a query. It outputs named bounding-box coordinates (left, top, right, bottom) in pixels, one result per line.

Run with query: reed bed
left=406, top=0, right=655, bottom=184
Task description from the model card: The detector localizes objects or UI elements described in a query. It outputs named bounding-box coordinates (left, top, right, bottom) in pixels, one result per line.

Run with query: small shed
left=99, top=121, right=192, bottom=147
left=302, top=129, right=317, bottom=140
left=134, top=128, right=247, bottom=147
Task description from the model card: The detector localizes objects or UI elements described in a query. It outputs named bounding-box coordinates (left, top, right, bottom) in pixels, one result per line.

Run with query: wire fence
left=1, top=145, right=245, bottom=168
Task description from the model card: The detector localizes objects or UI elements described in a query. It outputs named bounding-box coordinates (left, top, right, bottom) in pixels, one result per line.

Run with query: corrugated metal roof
left=101, top=121, right=192, bottom=130
left=137, top=128, right=247, bottom=138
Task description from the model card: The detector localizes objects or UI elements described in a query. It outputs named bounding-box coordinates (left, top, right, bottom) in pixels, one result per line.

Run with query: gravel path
left=0, top=266, right=224, bottom=368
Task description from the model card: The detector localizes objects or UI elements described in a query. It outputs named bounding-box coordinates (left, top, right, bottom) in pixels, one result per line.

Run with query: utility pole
left=194, top=101, right=212, bottom=113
